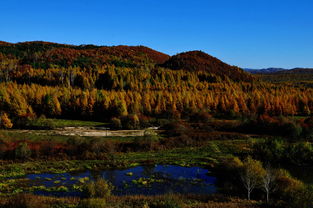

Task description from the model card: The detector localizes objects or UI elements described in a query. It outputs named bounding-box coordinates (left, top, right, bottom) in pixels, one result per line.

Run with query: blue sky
left=1, top=0, right=313, bottom=68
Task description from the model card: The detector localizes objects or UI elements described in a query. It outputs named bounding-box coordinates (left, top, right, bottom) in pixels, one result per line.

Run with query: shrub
left=275, top=169, right=304, bottom=195
left=190, top=111, right=212, bottom=123
left=162, top=121, right=189, bottom=137
left=82, top=178, right=113, bottom=198
left=282, top=121, right=302, bottom=138
left=301, top=116, right=313, bottom=139
left=83, top=182, right=96, bottom=198
left=121, top=114, right=140, bottom=129
left=15, top=142, right=31, bottom=160
left=287, top=142, right=313, bottom=165
left=0, top=139, right=7, bottom=159
left=94, top=178, right=113, bottom=198
left=290, top=185, right=313, bottom=208
left=273, top=169, right=313, bottom=208
left=238, top=115, right=304, bottom=138
left=133, top=135, right=160, bottom=151
left=89, top=140, right=116, bottom=154
left=253, top=139, right=285, bottom=162
left=111, top=117, right=122, bottom=129
left=25, top=116, right=56, bottom=130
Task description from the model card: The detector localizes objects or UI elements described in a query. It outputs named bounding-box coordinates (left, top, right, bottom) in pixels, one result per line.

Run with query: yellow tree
left=240, top=157, right=266, bottom=200
left=0, top=113, right=13, bottom=129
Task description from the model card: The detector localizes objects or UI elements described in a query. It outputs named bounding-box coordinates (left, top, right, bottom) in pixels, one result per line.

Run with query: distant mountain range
left=244, top=68, right=313, bottom=74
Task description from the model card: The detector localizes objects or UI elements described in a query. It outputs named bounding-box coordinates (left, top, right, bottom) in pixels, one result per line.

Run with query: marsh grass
left=0, top=194, right=260, bottom=208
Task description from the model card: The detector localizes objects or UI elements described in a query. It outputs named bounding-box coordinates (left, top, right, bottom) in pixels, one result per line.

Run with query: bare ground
left=15, top=127, right=160, bottom=137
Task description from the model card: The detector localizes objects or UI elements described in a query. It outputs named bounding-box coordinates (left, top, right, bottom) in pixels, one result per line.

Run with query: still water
left=24, top=165, right=216, bottom=197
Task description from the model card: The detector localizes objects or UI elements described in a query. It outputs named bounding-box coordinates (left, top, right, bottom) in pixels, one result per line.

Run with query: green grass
left=0, top=138, right=254, bottom=197
left=0, top=130, right=144, bottom=142
left=33, top=118, right=108, bottom=128
left=0, top=139, right=250, bottom=179
left=0, top=130, right=73, bottom=142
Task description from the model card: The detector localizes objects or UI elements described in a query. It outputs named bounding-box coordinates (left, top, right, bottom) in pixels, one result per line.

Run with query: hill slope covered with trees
left=0, top=41, right=312, bottom=129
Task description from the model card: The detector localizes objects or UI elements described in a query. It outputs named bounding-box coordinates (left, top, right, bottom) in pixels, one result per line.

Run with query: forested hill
left=0, top=41, right=170, bottom=68
left=0, top=41, right=312, bottom=129
left=0, top=41, right=252, bottom=82
left=161, top=51, right=253, bottom=82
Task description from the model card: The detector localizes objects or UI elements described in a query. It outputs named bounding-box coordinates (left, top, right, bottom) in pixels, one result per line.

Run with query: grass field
left=25, top=118, right=108, bottom=129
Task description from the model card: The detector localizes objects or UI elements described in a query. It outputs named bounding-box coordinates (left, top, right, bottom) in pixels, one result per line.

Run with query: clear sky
left=1, top=0, right=313, bottom=69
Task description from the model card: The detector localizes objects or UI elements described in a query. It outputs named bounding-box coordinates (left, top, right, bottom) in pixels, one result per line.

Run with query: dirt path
left=16, top=127, right=160, bottom=137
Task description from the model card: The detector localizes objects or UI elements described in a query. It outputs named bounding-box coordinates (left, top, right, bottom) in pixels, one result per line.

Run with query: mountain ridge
left=0, top=41, right=253, bottom=82
left=245, top=67, right=313, bottom=74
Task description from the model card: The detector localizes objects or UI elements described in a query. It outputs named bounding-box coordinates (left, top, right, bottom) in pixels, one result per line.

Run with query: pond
left=21, top=165, right=216, bottom=197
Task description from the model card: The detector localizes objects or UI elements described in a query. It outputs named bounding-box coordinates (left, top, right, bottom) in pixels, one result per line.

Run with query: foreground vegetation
left=1, top=121, right=313, bottom=207
left=0, top=194, right=260, bottom=208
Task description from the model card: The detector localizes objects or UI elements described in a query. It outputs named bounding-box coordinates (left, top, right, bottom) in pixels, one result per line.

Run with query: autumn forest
left=0, top=41, right=312, bottom=128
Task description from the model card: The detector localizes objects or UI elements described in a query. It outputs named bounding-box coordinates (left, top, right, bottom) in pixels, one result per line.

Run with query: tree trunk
left=266, top=191, right=269, bottom=203
left=248, top=190, right=250, bottom=200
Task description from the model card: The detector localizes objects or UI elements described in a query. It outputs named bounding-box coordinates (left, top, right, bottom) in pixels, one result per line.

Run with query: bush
left=121, top=114, right=140, bottom=129
left=253, top=139, right=285, bottom=162
left=162, top=121, right=189, bottom=137
left=111, top=117, right=122, bottom=129
left=301, top=116, right=313, bottom=139
left=273, top=169, right=313, bottom=208
left=89, top=139, right=116, bottom=154
left=190, top=111, right=212, bottom=123
left=83, top=182, right=96, bottom=198
left=287, top=142, right=313, bottom=165
left=238, top=115, right=304, bottom=138
left=0, top=139, right=7, bottom=159
left=282, top=121, right=302, bottom=138
left=82, top=178, right=113, bottom=198
left=281, top=185, right=313, bottom=208
left=15, top=142, right=31, bottom=160
left=275, top=169, right=304, bottom=195
left=25, top=116, right=56, bottom=130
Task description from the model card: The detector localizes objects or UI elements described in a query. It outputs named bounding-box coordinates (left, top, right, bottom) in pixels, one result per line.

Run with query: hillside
left=161, top=51, right=253, bottom=81
left=1, top=41, right=313, bottom=128
left=0, top=41, right=170, bottom=68
left=0, top=42, right=255, bottom=83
